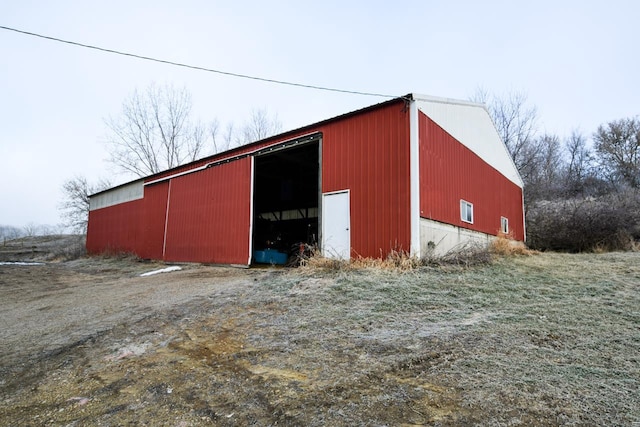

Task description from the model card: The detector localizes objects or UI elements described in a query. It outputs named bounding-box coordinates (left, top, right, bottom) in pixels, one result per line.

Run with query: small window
left=501, top=216, right=509, bottom=234
left=460, top=200, right=473, bottom=223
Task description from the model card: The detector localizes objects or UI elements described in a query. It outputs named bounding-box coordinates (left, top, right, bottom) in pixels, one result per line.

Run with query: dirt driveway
left=0, top=257, right=475, bottom=426
left=0, top=258, right=254, bottom=375
left=1, top=251, right=639, bottom=426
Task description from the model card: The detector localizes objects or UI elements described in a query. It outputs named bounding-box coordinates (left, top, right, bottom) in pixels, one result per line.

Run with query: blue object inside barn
left=253, top=249, right=288, bottom=265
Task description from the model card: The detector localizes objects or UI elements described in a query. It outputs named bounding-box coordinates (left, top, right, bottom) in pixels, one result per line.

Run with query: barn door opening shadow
left=322, top=190, right=351, bottom=259
left=252, top=140, right=320, bottom=265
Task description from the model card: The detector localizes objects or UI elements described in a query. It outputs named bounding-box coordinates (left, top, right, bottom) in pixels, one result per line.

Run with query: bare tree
left=223, top=122, right=235, bottom=148
left=593, top=117, right=640, bottom=188
left=236, top=108, right=283, bottom=145
left=59, top=176, right=111, bottom=234
left=524, top=134, right=565, bottom=202
left=104, top=83, right=214, bottom=177
left=105, top=86, right=283, bottom=176
left=471, top=88, right=539, bottom=174
left=0, top=225, right=23, bottom=241
left=563, top=130, right=600, bottom=196
left=22, top=223, right=38, bottom=237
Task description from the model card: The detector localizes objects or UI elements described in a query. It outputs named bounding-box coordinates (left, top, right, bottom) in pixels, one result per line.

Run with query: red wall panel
left=162, top=158, right=251, bottom=264
left=88, top=99, right=412, bottom=262
left=139, top=182, right=169, bottom=260
left=86, top=199, right=143, bottom=254
left=321, top=100, right=411, bottom=257
left=419, top=113, right=525, bottom=240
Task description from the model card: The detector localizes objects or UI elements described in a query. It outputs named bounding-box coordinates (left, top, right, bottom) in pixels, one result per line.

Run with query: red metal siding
left=88, top=99, right=412, bottom=262
left=322, top=100, right=411, bottom=257
left=86, top=184, right=169, bottom=259
left=162, top=158, right=251, bottom=264
left=139, top=182, right=170, bottom=260
left=86, top=199, right=143, bottom=254
left=419, top=113, right=525, bottom=240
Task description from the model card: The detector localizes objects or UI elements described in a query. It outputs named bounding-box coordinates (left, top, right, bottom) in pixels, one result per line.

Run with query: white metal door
left=322, top=190, right=350, bottom=259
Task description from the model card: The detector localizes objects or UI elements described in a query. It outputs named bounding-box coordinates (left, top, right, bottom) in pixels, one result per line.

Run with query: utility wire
left=0, top=25, right=399, bottom=99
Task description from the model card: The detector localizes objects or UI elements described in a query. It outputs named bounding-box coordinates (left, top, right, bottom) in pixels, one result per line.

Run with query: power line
left=0, top=25, right=399, bottom=99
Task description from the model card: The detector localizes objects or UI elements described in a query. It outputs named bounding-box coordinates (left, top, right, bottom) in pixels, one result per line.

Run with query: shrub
left=526, top=190, right=640, bottom=252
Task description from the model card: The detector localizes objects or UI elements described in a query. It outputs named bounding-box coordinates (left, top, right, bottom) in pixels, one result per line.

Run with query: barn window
left=501, top=216, right=509, bottom=234
left=460, top=200, right=473, bottom=223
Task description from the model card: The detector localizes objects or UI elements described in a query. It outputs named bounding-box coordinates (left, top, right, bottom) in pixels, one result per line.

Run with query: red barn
left=87, top=94, right=525, bottom=265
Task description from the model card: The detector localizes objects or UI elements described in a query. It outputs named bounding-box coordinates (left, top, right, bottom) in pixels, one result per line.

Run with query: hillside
left=0, top=234, right=85, bottom=262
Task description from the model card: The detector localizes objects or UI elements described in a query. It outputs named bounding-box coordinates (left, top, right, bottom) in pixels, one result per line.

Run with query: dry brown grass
left=489, top=232, right=536, bottom=256
left=300, top=249, right=427, bottom=273
left=353, top=249, right=422, bottom=271
left=300, top=244, right=495, bottom=273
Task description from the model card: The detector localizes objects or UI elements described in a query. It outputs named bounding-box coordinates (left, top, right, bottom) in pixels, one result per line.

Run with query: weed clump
left=489, top=232, right=534, bottom=256
left=300, top=243, right=499, bottom=273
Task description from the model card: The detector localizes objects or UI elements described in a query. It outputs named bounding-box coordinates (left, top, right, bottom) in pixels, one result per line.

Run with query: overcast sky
left=1, top=1, right=638, bottom=229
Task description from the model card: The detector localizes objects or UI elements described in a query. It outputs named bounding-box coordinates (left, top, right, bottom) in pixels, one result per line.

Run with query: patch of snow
left=0, top=261, right=45, bottom=266
left=140, top=266, right=182, bottom=277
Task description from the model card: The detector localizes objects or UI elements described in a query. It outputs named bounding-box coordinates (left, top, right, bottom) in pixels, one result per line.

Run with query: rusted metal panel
left=162, top=158, right=252, bottom=264
left=321, top=100, right=412, bottom=257
left=419, top=113, right=525, bottom=241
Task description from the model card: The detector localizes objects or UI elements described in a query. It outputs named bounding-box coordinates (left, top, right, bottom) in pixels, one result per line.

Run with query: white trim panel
left=248, top=156, right=255, bottom=265
left=409, top=100, right=421, bottom=258
left=414, top=95, right=523, bottom=188
left=89, top=180, right=144, bottom=211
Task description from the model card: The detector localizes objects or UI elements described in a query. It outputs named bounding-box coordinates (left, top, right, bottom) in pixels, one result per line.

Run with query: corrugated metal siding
left=322, top=100, right=411, bottom=257
left=86, top=183, right=169, bottom=259
left=162, top=158, right=251, bottom=264
left=415, top=96, right=523, bottom=187
left=139, top=98, right=407, bottom=186
left=87, top=99, right=412, bottom=262
left=139, top=182, right=169, bottom=260
left=419, top=113, right=525, bottom=241
left=86, top=199, right=143, bottom=254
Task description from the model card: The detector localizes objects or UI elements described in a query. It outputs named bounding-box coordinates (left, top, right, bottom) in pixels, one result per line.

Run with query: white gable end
left=414, top=94, right=523, bottom=188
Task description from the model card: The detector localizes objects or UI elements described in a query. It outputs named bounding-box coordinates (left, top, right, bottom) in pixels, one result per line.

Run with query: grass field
left=288, top=252, right=640, bottom=425
left=0, top=243, right=638, bottom=426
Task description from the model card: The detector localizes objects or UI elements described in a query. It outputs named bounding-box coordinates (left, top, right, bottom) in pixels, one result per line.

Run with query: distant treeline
left=0, top=224, right=64, bottom=240
left=476, top=90, right=640, bottom=251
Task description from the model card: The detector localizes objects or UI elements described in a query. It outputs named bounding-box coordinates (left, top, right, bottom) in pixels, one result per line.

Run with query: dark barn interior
left=252, top=141, right=320, bottom=264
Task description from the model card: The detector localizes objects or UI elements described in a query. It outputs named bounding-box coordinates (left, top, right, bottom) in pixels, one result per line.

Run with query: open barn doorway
left=251, top=137, right=320, bottom=265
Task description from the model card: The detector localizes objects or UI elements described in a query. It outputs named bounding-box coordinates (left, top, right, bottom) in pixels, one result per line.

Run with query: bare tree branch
left=237, top=108, right=283, bottom=145
left=59, top=176, right=111, bottom=233
left=471, top=88, right=538, bottom=172
left=593, top=116, right=640, bottom=189
left=104, top=83, right=210, bottom=177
